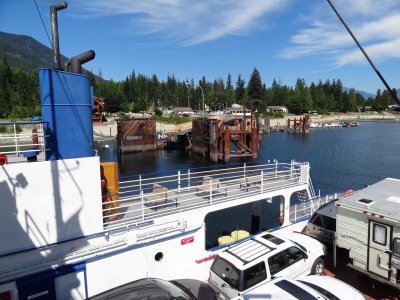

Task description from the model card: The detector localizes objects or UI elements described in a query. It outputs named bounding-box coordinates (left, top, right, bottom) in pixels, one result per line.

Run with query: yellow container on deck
left=231, top=230, right=250, bottom=241
left=218, top=235, right=235, bottom=246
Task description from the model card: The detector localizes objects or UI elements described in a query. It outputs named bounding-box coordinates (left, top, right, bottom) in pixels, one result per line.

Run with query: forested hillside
left=0, top=32, right=396, bottom=119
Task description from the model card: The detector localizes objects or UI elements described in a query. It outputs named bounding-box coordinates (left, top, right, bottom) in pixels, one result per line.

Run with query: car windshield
left=211, top=256, right=240, bottom=290
left=288, top=239, right=307, bottom=253
left=299, top=281, right=339, bottom=300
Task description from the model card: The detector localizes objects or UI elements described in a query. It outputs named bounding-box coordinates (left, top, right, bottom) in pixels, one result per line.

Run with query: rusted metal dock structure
left=287, top=115, right=311, bottom=133
left=192, top=113, right=260, bottom=162
left=117, top=119, right=157, bottom=153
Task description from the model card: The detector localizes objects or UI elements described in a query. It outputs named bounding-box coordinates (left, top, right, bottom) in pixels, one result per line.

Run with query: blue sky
left=1, top=0, right=400, bottom=94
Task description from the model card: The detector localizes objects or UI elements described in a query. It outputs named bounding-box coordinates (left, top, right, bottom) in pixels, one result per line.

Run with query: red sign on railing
left=181, top=236, right=194, bottom=245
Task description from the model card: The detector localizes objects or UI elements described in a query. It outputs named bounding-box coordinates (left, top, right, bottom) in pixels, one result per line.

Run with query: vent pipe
left=50, top=2, right=67, bottom=69
left=71, top=50, right=96, bottom=74
left=64, top=59, right=71, bottom=72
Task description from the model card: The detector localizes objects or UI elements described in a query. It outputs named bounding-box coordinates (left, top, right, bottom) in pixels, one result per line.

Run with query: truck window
left=310, top=213, right=323, bottom=227
left=287, top=247, right=305, bottom=265
left=322, top=216, right=336, bottom=232
left=268, top=252, right=289, bottom=276
left=243, top=262, right=267, bottom=290
left=210, top=257, right=240, bottom=290
left=393, top=238, right=400, bottom=257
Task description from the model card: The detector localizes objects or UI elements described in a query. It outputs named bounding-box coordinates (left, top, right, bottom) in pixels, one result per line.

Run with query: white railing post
left=139, top=175, right=142, bottom=191
left=13, top=123, right=19, bottom=156
left=294, top=204, right=297, bottom=221
left=188, top=169, right=191, bottom=190
left=275, top=160, right=278, bottom=178
left=141, top=190, right=145, bottom=220
left=243, top=163, right=246, bottom=178
left=290, top=160, right=293, bottom=179
left=178, top=170, right=181, bottom=193
left=261, top=170, right=264, bottom=194
left=209, top=179, right=213, bottom=205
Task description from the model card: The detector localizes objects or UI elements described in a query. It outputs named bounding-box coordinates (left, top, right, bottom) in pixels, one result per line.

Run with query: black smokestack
left=71, top=50, right=96, bottom=74
left=50, top=2, right=67, bottom=69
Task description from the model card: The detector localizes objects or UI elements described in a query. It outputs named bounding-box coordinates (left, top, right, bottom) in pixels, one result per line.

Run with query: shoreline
left=92, top=112, right=399, bottom=140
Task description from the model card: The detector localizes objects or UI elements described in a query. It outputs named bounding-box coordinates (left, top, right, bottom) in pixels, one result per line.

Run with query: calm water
left=97, top=121, right=400, bottom=246
left=98, top=121, right=400, bottom=194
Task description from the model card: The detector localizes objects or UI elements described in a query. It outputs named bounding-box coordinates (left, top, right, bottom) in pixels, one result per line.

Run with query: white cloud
left=70, top=0, right=290, bottom=45
left=281, top=1, right=400, bottom=68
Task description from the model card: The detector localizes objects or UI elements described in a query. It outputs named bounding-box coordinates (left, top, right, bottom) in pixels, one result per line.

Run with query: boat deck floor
left=324, top=247, right=400, bottom=300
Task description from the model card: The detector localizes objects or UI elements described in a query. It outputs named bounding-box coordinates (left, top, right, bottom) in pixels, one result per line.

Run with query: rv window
left=373, top=224, right=387, bottom=246
left=393, top=238, right=400, bottom=257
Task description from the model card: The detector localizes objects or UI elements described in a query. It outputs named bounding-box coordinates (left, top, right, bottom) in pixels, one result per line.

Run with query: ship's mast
left=326, top=0, right=399, bottom=105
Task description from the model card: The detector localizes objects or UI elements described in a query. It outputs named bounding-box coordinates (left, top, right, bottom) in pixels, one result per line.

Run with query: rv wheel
left=311, top=257, right=324, bottom=275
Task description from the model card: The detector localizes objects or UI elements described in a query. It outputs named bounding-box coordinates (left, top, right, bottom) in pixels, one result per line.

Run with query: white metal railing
left=289, top=193, right=338, bottom=222
left=103, top=160, right=311, bottom=228
left=0, top=121, right=46, bottom=157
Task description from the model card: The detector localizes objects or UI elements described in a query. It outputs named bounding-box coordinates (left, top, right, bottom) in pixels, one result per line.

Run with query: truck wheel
left=311, top=257, right=324, bottom=275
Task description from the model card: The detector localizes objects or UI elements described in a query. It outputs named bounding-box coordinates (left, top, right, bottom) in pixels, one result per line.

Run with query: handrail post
left=209, top=179, right=213, bottom=205
left=290, top=160, right=293, bottom=179
left=178, top=170, right=181, bottom=193
left=243, top=163, right=246, bottom=178
left=261, top=170, right=264, bottom=194
left=188, top=169, right=191, bottom=190
left=141, top=190, right=145, bottom=221
left=294, top=204, right=297, bottom=221
left=13, top=123, right=19, bottom=156
left=139, top=175, right=142, bottom=191
left=275, top=160, right=278, bottom=178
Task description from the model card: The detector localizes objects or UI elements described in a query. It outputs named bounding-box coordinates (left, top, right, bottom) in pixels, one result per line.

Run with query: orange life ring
left=343, top=189, right=355, bottom=197
left=279, top=210, right=284, bottom=225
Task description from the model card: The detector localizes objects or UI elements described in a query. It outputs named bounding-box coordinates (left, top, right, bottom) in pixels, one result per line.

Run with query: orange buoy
left=343, top=189, right=355, bottom=197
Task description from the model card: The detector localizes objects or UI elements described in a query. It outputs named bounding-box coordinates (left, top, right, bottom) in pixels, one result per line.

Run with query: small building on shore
left=267, top=106, right=288, bottom=114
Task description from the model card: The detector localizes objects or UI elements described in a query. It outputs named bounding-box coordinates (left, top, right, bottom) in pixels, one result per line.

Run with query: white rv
left=336, top=178, right=400, bottom=287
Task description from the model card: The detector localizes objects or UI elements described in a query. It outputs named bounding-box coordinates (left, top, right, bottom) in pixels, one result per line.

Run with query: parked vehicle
left=89, top=277, right=218, bottom=300
left=299, top=275, right=365, bottom=300
left=306, top=199, right=337, bottom=245
left=208, top=232, right=326, bottom=299
left=231, top=277, right=328, bottom=300
left=233, top=275, right=365, bottom=300
left=336, top=178, right=400, bottom=288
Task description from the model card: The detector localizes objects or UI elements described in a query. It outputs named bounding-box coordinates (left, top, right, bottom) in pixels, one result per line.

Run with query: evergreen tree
left=248, top=68, right=263, bottom=100
left=235, top=74, right=245, bottom=102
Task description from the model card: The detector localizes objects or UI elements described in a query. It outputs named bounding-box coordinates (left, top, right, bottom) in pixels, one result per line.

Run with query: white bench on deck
left=144, top=183, right=178, bottom=210
left=239, top=174, right=262, bottom=191
left=196, top=175, right=227, bottom=197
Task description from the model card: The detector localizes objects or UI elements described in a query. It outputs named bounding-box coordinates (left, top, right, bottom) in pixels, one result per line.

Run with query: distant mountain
left=0, top=31, right=70, bottom=72
left=342, top=87, right=375, bottom=100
